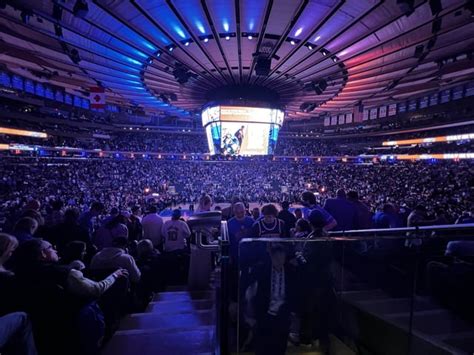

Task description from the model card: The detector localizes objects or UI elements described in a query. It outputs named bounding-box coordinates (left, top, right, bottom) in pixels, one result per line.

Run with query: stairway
left=102, top=288, right=215, bottom=355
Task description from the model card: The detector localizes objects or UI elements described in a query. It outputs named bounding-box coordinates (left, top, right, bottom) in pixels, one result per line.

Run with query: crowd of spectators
left=1, top=158, right=472, bottom=231
left=0, top=155, right=472, bottom=354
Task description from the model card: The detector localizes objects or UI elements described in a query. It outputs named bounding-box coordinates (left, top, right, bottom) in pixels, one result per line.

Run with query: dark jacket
left=249, top=259, right=298, bottom=321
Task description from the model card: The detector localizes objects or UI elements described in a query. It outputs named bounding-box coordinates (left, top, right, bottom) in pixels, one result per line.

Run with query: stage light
left=204, top=37, right=209, bottom=43
left=168, top=46, right=174, bottom=52
left=184, top=41, right=190, bottom=46
left=225, top=35, right=230, bottom=41
left=321, top=49, right=328, bottom=56
left=307, top=44, right=314, bottom=50
left=248, top=35, right=253, bottom=40
left=156, top=51, right=161, bottom=57
left=290, top=40, right=295, bottom=46
left=332, top=56, right=338, bottom=62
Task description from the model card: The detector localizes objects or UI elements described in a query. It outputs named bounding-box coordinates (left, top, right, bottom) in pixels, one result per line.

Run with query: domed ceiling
left=0, top=0, right=473, bottom=120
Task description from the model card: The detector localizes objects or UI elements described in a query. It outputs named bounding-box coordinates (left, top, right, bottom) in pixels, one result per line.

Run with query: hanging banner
left=90, top=87, right=106, bottom=109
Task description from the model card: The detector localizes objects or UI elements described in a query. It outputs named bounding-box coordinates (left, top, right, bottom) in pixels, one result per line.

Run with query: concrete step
left=152, top=290, right=213, bottom=302
left=146, top=299, right=213, bottom=314
left=102, top=326, right=214, bottom=355
left=120, top=310, right=214, bottom=331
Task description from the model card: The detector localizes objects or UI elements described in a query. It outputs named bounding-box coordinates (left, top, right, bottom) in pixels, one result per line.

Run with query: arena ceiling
left=0, top=0, right=473, bottom=120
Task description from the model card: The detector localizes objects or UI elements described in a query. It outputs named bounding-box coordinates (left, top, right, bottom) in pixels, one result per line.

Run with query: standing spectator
left=251, top=204, right=286, bottom=238
left=162, top=209, right=191, bottom=253
left=247, top=243, right=297, bottom=355
left=228, top=203, right=254, bottom=263
left=45, top=200, right=64, bottom=227
left=373, top=204, right=399, bottom=229
left=78, top=202, right=104, bottom=239
left=323, top=189, right=357, bottom=231
left=347, top=190, right=373, bottom=230
left=251, top=207, right=261, bottom=221
left=300, top=191, right=337, bottom=231
left=277, top=201, right=297, bottom=237
left=141, top=206, right=164, bottom=249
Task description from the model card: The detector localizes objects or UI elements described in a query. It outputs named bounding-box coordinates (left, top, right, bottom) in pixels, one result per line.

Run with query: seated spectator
left=90, top=237, right=140, bottom=284
left=0, top=312, right=38, bottom=355
left=136, top=239, right=165, bottom=292
left=14, top=238, right=127, bottom=299
left=0, top=233, right=18, bottom=275
left=0, top=234, right=19, bottom=316
left=61, top=241, right=88, bottom=271
left=128, top=208, right=143, bottom=242
left=93, top=217, right=129, bottom=250
left=51, top=208, right=91, bottom=255
left=12, top=217, right=38, bottom=245
left=13, top=239, right=127, bottom=355
left=292, top=218, right=312, bottom=239
left=294, top=208, right=303, bottom=220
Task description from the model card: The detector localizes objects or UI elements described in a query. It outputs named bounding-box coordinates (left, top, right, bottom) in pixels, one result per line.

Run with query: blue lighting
left=195, top=20, right=206, bottom=34
left=126, top=57, right=142, bottom=66
left=223, top=21, right=229, bottom=32
left=174, top=26, right=186, bottom=39
left=295, top=27, right=303, bottom=37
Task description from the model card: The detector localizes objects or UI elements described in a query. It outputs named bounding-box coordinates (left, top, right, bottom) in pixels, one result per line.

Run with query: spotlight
left=225, top=35, right=230, bottom=40
left=168, top=46, right=174, bottom=52
left=73, top=0, right=89, bottom=18
left=321, top=49, right=328, bottom=56
left=203, top=37, right=209, bottom=43
left=331, top=56, right=338, bottom=62
left=248, top=35, right=253, bottom=40
left=146, top=58, right=153, bottom=65
left=307, top=44, right=314, bottom=50
left=156, top=51, right=161, bottom=57
left=184, top=41, right=190, bottom=46
left=290, top=40, right=295, bottom=45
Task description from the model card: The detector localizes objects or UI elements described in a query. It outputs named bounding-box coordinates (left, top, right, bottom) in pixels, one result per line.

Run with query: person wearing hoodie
left=90, top=236, right=141, bottom=283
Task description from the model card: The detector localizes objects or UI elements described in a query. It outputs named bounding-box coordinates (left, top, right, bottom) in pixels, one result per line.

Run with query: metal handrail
left=327, top=223, right=474, bottom=235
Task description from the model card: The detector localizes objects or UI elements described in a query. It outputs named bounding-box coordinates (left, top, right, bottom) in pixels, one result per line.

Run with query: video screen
left=201, top=105, right=284, bottom=156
